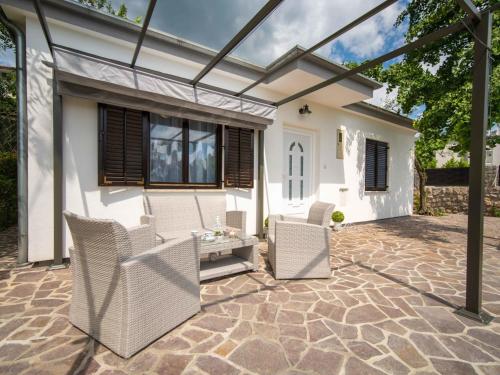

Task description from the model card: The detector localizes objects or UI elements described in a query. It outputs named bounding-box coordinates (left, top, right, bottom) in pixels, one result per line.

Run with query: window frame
left=145, top=116, right=223, bottom=189
left=364, top=138, right=389, bottom=192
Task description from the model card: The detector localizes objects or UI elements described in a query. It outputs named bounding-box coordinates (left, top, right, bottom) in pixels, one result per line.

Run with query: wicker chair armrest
left=121, top=235, right=200, bottom=295
left=275, top=220, right=330, bottom=254
left=226, top=211, right=246, bottom=231
left=127, top=221, right=156, bottom=256
left=281, top=216, right=307, bottom=223
left=267, top=214, right=282, bottom=238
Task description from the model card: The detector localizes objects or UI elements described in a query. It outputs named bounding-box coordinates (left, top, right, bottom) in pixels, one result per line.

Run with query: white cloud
left=367, top=83, right=400, bottom=112
left=232, top=0, right=406, bottom=66
left=421, top=55, right=447, bottom=75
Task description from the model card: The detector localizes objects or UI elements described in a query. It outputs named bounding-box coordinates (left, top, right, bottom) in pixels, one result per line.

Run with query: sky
left=1, top=0, right=411, bottom=113
left=109, top=0, right=408, bottom=67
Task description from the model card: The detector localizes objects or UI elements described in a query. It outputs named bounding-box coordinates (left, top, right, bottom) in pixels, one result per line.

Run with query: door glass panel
left=289, top=154, right=292, bottom=176
left=150, top=114, right=183, bottom=182
left=300, top=180, right=303, bottom=200
left=300, top=156, right=304, bottom=177
left=188, top=121, right=217, bottom=183
left=288, top=179, right=292, bottom=200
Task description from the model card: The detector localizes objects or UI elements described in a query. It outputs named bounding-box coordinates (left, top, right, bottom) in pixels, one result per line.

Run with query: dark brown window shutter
left=99, top=104, right=145, bottom=186
left=224, top=127, right=254, bottom=188
left=376, top=142, right=388, bottom=189
left=365, top=139, right=376, bottom=190
left=124, top=109, right=144, bottom=185
left=224, top=127, right=240, bottom=187
left=238, top=129, right=254, bottom=188
left=365, top=139, right=388, bottom=191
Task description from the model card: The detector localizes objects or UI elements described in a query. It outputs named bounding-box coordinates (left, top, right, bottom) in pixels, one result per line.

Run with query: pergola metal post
left=257, top=130, right=265, bottom=239
left=455, top=10, right=493, bottom=324
left=130, top=0, right=156, bottom=68
left=50, top=76, right=65, bottom=270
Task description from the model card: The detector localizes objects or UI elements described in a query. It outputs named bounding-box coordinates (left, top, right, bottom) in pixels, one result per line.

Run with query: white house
left=1, top=1, right=416, bottom=263
left=436, top=135, right=500, bottom=167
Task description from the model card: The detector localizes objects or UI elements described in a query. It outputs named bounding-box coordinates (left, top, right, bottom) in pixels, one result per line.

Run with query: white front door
left=283, top=130, right=312, bottom=215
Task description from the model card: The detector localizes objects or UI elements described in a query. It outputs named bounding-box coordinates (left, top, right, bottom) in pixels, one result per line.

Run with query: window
left=224, top=127, right=254, bottom=188
left=365, top=139, right=388, bottom=191
left=189, top=121, right=218, bottom=184
left=485, top=150, right=493, bottom=165
left=149, top=115, right=183, bottom=183
left=148, top=113, right=221, bottom=187
left=99, top=105, right=255, bottom=189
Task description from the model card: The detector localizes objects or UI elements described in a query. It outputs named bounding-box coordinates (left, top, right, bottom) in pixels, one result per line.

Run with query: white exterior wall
left=489, top=146, right=500, bottom=166
left=264, top=101, right=415, bottom=223
left=23, top=14, right=415, bottom=262
left=62, top=96, right=258, bottom=259
left=26, top=16, right=55, bottom=262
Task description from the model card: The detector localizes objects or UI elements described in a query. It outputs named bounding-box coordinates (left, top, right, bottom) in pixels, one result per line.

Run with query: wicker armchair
left=64, top=211, right=200, bottom=358
left=267, top=201, right=335, bottom=279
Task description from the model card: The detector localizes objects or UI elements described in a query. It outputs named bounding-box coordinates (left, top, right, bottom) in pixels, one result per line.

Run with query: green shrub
left=264, top=216, right=269, bottom=228
left=492, top=207, right=500, bottom=218
left=442, top=157, right=469, bottom=168
left=331, top=211, right=344, bottom=223
left=432, top=208, right=446, bottom=217
left=0, top=151, right=16, bottom=178
left=0, top=152, right=17, bottom=230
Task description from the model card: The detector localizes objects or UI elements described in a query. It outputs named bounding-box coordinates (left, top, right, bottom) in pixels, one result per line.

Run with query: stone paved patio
left=0, top=214, right=499, bottom=375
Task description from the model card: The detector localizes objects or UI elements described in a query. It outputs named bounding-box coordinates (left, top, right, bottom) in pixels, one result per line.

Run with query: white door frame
left=282, top=125, right=316, bottom=216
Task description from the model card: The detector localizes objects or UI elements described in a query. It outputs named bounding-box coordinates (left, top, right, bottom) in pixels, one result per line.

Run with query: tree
left=0, top=70, right=16, bottom=152
left=353, top=0, right=499, bottom=214
left=0, top=23, right=14, bottom=51
left=77, top=1, right=142, bottom=23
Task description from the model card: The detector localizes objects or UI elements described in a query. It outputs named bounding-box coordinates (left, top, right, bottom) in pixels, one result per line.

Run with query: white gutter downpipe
left=0, top=7, right=29, bottom=265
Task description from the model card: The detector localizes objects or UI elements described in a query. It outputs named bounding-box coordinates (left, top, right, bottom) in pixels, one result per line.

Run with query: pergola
left=2, top=0, right=498, bottom=324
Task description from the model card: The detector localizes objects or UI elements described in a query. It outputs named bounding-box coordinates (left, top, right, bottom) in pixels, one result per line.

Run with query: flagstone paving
left=0, top=214, right=499, bottom=375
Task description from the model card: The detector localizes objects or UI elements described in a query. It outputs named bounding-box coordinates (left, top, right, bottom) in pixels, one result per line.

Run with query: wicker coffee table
left=199, top=234, right=259, bottom=281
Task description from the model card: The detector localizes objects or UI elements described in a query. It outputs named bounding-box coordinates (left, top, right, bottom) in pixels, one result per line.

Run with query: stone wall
left=416, top=165, right=499, bottom=215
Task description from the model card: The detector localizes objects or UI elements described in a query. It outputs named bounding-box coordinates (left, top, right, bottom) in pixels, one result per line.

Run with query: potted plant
left=263, top=216, right=269, bottom=239
left=331, top=211, right=345, bottom=231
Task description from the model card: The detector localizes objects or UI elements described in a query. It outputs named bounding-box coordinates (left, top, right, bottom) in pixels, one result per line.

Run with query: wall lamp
left=299, top=104, right=312, bottom=115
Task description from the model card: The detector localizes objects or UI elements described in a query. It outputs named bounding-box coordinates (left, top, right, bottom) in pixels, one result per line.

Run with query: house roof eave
left=343, top=101, right=417, bottom=131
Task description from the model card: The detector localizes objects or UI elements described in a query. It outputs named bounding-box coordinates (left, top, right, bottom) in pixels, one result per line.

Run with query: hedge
left=0, top=152, right=17, bottom=230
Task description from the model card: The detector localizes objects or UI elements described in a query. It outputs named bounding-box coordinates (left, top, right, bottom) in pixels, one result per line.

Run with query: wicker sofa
left=143, top=192, right=246, bottom=243
left=268, top=201, right=335, bottom=279
left=64, top=211, right=200, bottom=358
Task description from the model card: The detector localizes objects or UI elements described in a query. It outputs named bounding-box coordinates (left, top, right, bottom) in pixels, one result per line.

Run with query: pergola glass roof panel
left=228, top=0, right=402, bottom=67
left=148, top=0, right=267, bottom=53
left=68, top=0, right=148, bottom=25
